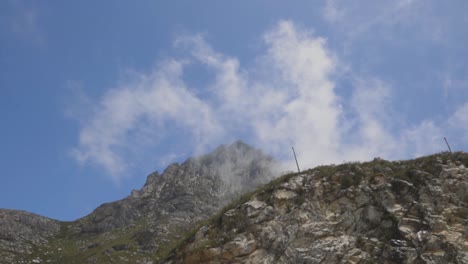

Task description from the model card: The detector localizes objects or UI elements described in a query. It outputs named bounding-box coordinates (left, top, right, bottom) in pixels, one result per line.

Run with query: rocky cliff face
left=0, top=210, right=60, bottom=263
left=81, top=140, right=278, bottom=233
left=0, top=141, right=279, bottom=263
left=165, top=152, right=468, bottom=264
left=2, top=147, right=468, bottom=264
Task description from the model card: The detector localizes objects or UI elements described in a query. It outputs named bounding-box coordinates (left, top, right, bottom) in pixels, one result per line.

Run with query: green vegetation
left=25, top=218, right=158, bottom=264
left=339, top=172, right=363, bottom=189
left=21, top=151, right=468, bottom=263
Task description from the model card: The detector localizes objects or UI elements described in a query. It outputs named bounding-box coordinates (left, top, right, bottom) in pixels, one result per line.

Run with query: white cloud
left=254, top=21, right=341, bottom=166
left=71, top=20, right=466, bottom=182
left=345, top=78, right=396, bottom=159
left=448, top=103, right=468, bottom=145
left=441, top=73, right=468, bottom=99
left=320, top=0, right=449, bottom=45
left=401, top=121, right=444, bottom=157
left=178, top=22, right=344, bottom=168
left=175, top=34, right=252, bottom=125
left=71, top=60, right=222, bottom=182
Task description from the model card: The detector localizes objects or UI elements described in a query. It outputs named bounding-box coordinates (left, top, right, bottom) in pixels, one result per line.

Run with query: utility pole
left=444, top=137, right=452, bottom=153
left=292, top=147, right=300, bottom=173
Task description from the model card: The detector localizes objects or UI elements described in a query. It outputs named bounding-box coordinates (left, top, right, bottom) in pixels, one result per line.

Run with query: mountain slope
left=0, top=141, right=279, bottom=264
left=165, top=152, right=468, bottom=264
left=0, top=209, right=60, bottom=263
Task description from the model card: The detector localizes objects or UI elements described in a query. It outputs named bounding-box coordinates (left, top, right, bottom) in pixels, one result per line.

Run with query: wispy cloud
left=71, top=20, right=467, bottom=182
left=401, top=121, right=444, bottom=157
left=344, top=78, right=396, bottom=159
left=71, top=60, right=222, bottom=182
left=322, top=0, right=466, bottom=46
left=6, top=0, right=45, bottom=45
left=322, top=0, right=345, bottom=24
left=448, top=103, right=468, bottom=145
left=253, top=21, right=341, bottom=165
left=322, top=0, right=418, bottom=39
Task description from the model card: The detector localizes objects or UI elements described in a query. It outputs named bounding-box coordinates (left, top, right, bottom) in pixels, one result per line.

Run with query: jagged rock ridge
left=0, top=141, right=279, bottom=263
left=165, top=152, right=468, bottom=264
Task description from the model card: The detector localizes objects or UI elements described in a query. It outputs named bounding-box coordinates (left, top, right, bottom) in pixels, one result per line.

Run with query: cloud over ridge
left=71, top=20, right=468, bottom=182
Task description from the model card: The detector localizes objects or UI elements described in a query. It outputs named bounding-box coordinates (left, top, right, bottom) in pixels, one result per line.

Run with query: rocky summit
left=0, top=141, right=279, bottom=263
left=165, top=152, right=468, bottom=264
left=1, top=147, right=468, bottom=264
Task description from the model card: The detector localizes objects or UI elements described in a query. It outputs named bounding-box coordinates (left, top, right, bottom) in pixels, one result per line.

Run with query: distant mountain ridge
left=0, top=141, right=280, bottom=263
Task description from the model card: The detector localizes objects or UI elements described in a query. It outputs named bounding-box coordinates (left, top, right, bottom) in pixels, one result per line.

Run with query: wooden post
left=292, top=147, right=300, bottom=173
left=444, top=137, right=452, bottom=153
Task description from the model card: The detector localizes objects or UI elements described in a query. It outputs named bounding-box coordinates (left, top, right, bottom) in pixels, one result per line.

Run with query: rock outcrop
left=166, top=152, right=468, bottom=264
left=0, top=209, right=60, bottom=263
left=0, top=141, right=279, bottom=263
left=80, top=141, right=278, bottom=234
left=2, top=145, right=468, bottom=264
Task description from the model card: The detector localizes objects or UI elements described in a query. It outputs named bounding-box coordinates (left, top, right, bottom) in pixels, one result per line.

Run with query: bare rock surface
left=166, top=152, right=468, bottom=264
left=2, top=147, right=468, bottom=264
left=0, top=141, right=279, bottom=263
left=0, top=209, right=60, bottom=263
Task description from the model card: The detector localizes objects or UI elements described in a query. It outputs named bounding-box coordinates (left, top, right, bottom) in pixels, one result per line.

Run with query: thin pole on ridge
left=292, top=147, right=301, bottom=173
left=444, top=137, right=452, bottom=153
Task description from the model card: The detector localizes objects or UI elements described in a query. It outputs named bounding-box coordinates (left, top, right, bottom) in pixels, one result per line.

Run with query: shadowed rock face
left=79, top=141, right=279, bottom=234
left=0, top=141, right=280, bottom=263
left=166, top=152, right=468, bottom=264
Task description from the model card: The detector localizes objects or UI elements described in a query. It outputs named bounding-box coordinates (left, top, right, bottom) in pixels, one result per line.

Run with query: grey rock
left=167, top=152, right=468, bottom=264
left=0, top=209, right=60, bottom=263
left=0, top=141, right=279, bottom=263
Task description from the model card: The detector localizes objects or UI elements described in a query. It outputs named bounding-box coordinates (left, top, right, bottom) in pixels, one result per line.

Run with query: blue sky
left=1, top=1, right=467, bottom=221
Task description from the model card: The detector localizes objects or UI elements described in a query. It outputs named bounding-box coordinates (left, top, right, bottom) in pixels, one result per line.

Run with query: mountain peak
left=228, top=140, right=254, bottom=151
left=6, top=147, right=467, bottom=263
left=12, top=142, right=280, bottom=263
left=200, top=140, right=266, bottom=160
